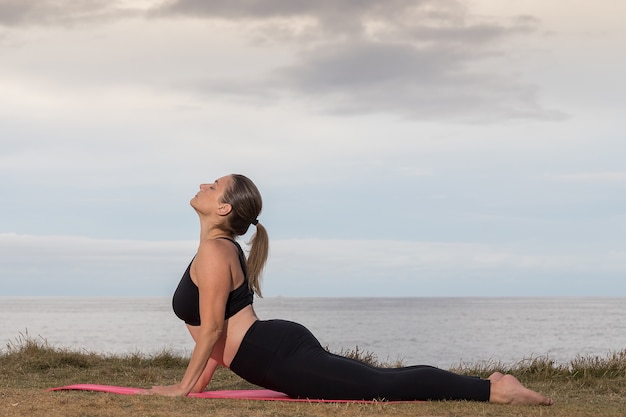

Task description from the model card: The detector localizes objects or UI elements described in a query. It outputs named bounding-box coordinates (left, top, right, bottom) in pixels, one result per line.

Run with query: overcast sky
left=1, top=0, right=625, bottom=297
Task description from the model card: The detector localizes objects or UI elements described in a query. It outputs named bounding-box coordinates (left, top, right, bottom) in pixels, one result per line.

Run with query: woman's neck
left=198, top=218, right=233, bottom=241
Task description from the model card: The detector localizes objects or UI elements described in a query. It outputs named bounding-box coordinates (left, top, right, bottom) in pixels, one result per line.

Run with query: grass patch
left=2, top=333, right=626, bottom=417
left=451, top=350, right=626, bottom=383
left=329, top=345, right=404, bottom=368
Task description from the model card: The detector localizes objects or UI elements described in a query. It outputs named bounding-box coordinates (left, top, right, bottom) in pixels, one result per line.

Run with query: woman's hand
left=143, top=383, right=188, bottom=397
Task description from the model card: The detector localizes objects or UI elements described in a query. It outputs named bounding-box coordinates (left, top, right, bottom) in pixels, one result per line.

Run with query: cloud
left=267, top=40, right=556, bottom=121
left=0, top=0, right=562, bottom=121
left=0, top=233, right=196, bottom=295
left=2, top=233, right=622, bottom=297
left=551, top=172, right=626, bottom=183
left=152, top=0, right=560, bottom=121
left=0, top=0, right=146, bottom=27
left=154, top=0, right=535, bottom=41
left=269, top=238, right=603, bottom=275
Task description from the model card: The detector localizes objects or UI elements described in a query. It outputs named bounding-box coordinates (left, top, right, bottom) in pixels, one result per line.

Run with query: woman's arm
left=185, top=325, right=221, bottom=393
left=190, top=357, right=219, bottom=393
left=147, top=240, right=232, bottom=396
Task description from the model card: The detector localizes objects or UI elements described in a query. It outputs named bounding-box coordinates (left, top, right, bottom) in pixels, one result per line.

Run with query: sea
left=1, top=297, right=625, bottom=370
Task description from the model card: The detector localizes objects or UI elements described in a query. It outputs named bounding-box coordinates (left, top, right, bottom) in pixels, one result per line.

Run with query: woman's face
left=190, top=175, right=233, bottom=215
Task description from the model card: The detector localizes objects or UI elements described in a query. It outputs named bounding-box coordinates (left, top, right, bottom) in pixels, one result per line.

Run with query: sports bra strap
left=215, top=237, right=248, bottom=278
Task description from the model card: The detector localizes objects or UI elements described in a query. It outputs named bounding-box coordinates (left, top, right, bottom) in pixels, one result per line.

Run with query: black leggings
left=229, top=319, right=490, bottom=401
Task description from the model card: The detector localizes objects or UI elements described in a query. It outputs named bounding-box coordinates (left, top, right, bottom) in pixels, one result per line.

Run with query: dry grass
left=2, top=334, right=626, bottom=417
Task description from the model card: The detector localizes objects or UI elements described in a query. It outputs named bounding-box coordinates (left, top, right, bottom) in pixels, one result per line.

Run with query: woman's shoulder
left=192, top=239, right=240, bottom=287
left=196, top=238, right=239, bottom=262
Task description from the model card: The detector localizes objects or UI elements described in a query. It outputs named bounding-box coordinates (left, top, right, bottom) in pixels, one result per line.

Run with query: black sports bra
left=172, top=238, right=254, bottom=325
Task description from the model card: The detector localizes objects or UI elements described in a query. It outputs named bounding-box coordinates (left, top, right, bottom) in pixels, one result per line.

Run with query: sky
left=1, top=0, right=625, bottom=297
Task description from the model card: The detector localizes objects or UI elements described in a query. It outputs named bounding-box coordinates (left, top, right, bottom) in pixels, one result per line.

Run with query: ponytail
left=246, top=222, right=268, bottom=297
left=220, top=174, right=269, bottom=297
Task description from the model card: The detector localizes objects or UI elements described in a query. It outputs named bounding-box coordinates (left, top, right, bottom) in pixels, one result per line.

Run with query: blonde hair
left=220, top=174, right=269, bottom=297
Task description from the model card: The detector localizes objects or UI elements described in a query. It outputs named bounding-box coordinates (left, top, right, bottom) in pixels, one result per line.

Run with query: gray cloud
left=0, top=0, right=140, bottom=26
left=268, top=40, right=556, bottom=121
left=156, top=0, right=424, bottom=21
left=0, top=0, right=562, bottom=121
left=156, top=0, right=560, bottom=121
left=3, top=233, right=622, bottom=297
left=155, top=0, right=535, bottom=42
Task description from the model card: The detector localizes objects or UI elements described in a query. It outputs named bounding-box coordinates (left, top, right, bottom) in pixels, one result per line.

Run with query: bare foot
left=489, top=374, right=554, bottom=406
left=488, top=372, right=505, bottom=383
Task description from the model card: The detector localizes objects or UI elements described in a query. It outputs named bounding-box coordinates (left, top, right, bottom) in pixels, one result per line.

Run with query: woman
left=146, top=174, right=554, bottom=405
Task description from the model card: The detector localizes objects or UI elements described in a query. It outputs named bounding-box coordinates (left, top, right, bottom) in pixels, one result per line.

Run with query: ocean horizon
left=2, top=296, right=625, bottom=369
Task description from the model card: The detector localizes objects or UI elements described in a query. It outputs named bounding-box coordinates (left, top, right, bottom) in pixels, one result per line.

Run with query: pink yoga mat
left=48, top=384, right=411, bottom=403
